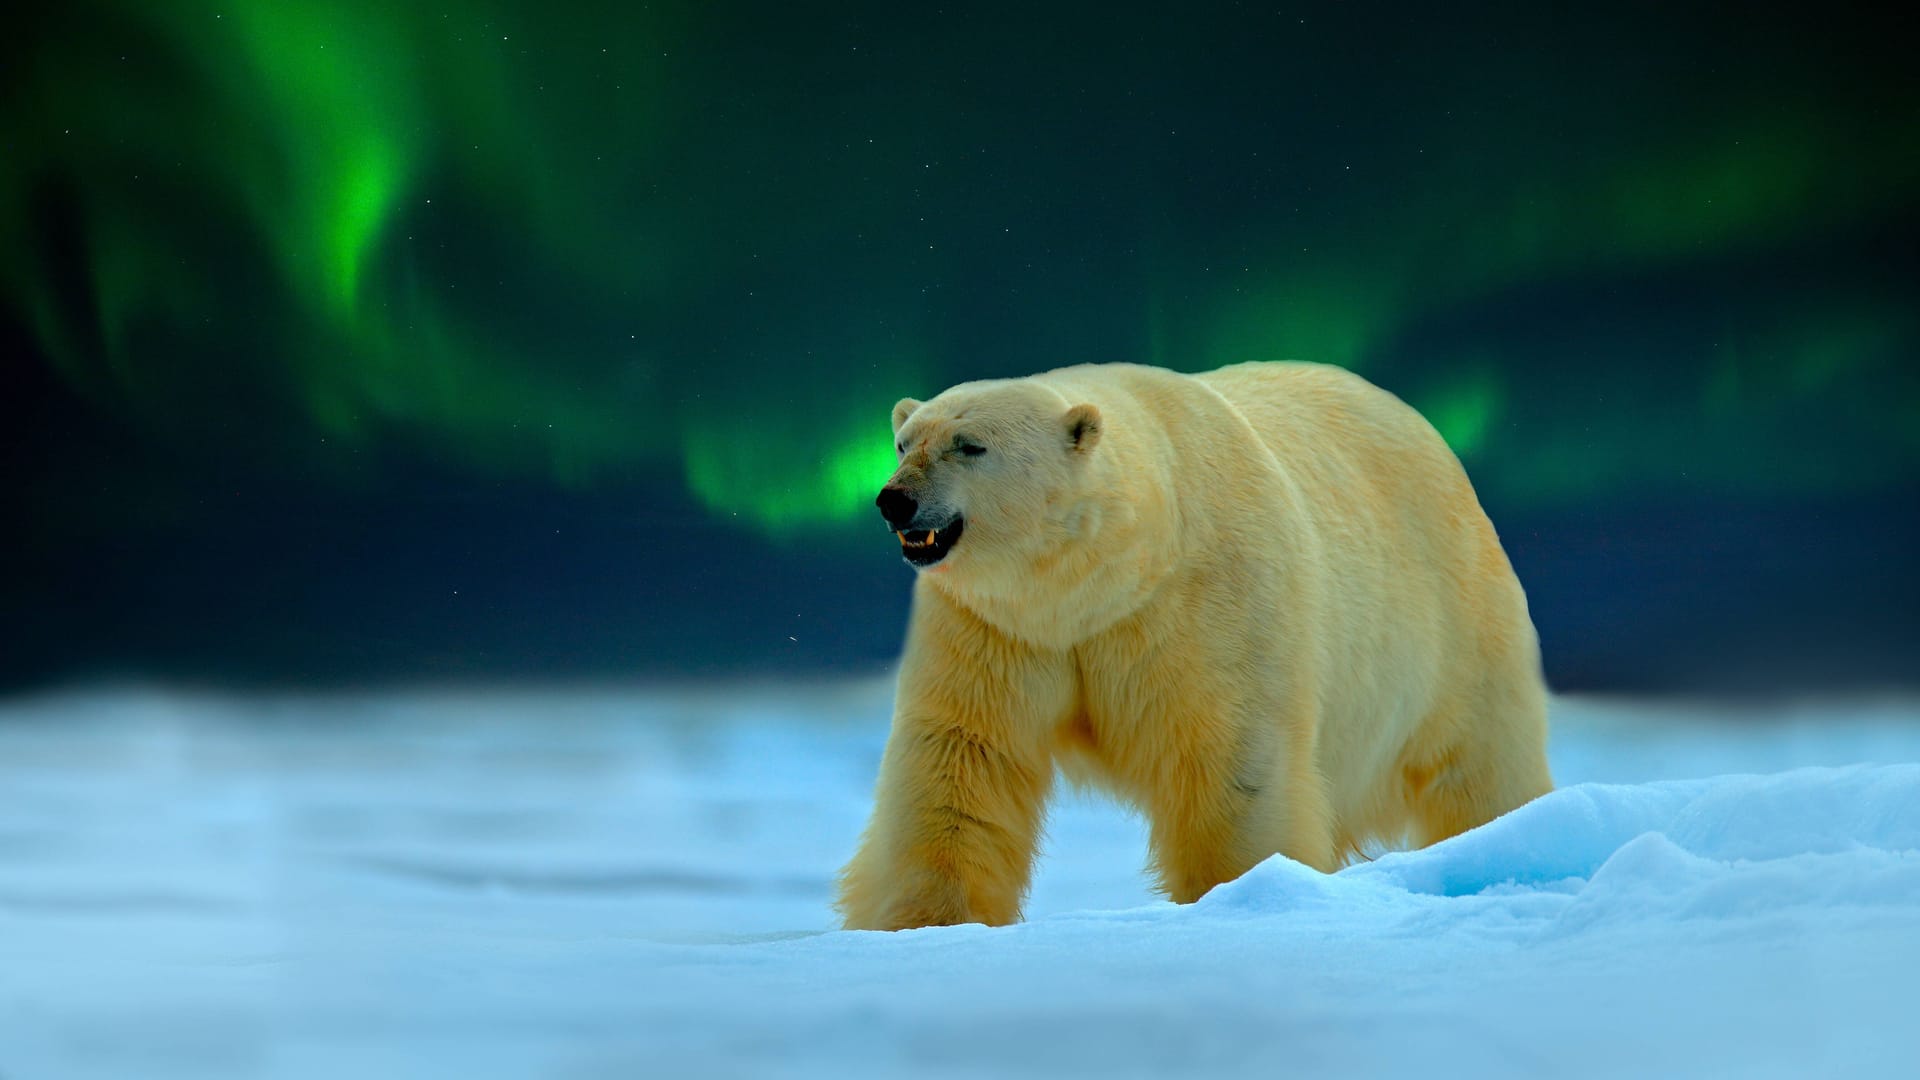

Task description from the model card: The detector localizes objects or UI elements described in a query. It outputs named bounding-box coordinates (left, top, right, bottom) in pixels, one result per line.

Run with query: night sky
left=3, top=2, right=1916, bottom=692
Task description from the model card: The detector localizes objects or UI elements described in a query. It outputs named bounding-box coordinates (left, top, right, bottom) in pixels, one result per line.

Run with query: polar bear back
left=1195, top=359, right=1500, bottom=589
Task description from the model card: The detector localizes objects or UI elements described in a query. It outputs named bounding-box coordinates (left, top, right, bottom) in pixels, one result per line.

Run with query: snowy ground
left=2, top=681, right=1918, bottom=1078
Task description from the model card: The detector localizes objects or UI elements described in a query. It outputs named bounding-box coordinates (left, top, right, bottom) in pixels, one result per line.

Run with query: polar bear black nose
left=876, top=486, right=918, bottom=529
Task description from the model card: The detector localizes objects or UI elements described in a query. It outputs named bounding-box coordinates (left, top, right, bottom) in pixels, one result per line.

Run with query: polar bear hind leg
left=1401, top=668, right=1554, bottom=848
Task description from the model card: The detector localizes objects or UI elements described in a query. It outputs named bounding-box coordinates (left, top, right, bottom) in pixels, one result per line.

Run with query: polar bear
left=837, top=361, right=1552, bottom=931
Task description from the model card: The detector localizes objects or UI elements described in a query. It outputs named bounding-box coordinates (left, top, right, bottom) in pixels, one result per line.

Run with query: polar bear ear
left=1064, top=403, right=1102, bottom=452
left=891, top=397, right=922, bottom=435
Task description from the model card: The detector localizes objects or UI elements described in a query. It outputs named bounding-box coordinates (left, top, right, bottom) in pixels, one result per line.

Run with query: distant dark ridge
left=2, top=462, right=1915, bottom=697
left=1499, top=490, right=1920, bottom=695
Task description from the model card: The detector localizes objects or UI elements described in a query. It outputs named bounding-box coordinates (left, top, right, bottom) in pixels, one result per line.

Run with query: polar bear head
left=875, top=378, right=1102, bottom=573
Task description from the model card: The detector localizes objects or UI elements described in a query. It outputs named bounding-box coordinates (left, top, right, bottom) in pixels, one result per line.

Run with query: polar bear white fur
left=838, top=361, right=1552, bottom=930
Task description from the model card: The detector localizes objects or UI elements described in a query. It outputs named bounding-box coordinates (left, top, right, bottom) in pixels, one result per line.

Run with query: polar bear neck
left=932, top=525, right=1178, bottom=650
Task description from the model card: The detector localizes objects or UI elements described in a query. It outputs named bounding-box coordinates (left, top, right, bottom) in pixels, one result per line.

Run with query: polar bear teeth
left=895, top=517, right=964, bottom=566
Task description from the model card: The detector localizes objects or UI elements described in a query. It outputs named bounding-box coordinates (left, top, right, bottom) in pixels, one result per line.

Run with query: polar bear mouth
left=897, top=515, right=964, bottom=567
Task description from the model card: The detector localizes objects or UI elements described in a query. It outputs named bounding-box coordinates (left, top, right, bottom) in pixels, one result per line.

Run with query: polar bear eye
left=956, top=440, right=987, bottom=458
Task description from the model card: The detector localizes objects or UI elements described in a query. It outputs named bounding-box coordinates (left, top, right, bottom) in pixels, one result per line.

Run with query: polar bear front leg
left=836, top=591, right=1072, bottom=931
left=834, top=714, right=1053, bottom=929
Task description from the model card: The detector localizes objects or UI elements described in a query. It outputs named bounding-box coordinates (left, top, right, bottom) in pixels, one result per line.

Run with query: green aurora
left=4, top=2, right=1917, bottom=537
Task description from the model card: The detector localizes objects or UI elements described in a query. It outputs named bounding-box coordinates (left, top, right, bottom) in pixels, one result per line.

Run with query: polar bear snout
left=876, top=485, right=919, bottom=530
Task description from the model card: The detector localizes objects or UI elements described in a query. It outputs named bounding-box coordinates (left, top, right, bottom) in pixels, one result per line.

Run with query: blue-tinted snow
left=1, top=684, right=1917, bottom=1078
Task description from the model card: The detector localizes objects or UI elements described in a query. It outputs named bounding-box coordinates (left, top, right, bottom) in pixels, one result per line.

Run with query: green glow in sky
left=684, top=419, right=901, bottom=534
left=1417, top=370, right=1504, bottom=460
left=219, top=1, right=418, bottom=319
left=2, top=2, right=1916, bottom=536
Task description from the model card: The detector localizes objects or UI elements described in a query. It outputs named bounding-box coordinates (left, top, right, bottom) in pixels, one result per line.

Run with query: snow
left=2, top=683, right=1918, bottom=1078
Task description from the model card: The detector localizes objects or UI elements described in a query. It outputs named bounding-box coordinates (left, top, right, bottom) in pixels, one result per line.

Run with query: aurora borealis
left=3, top=2, right=1916, bottom=689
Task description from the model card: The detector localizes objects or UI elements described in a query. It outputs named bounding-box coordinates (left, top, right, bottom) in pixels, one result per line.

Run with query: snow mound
left=1198, top=765, right=1920, bottom=935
